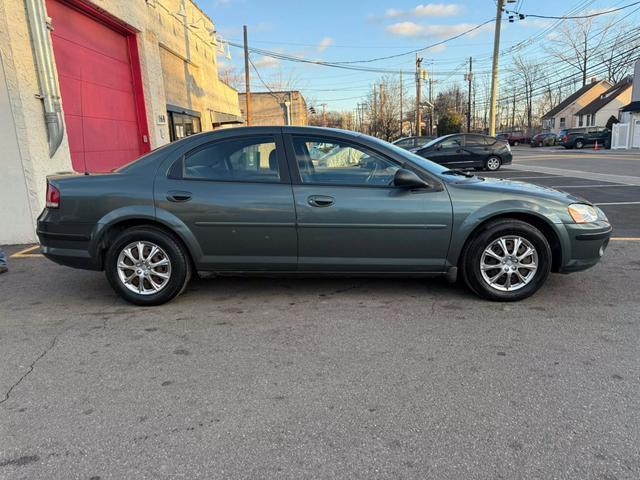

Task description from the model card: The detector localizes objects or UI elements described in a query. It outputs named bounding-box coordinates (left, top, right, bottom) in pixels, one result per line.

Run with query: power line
left=506, top=0, right=640, bottom=20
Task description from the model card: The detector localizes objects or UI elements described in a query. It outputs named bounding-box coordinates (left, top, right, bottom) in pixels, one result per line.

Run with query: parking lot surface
left=1, top=148, right=639, bottom=479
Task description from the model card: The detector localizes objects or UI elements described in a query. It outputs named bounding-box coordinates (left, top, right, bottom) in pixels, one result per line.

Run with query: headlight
left=568, top=204, right=598, bottom=223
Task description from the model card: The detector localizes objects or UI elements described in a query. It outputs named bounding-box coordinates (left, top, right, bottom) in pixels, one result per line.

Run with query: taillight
left=563, top=135, right=568, bottom=142
left=46, top=183, right=60, bottom=208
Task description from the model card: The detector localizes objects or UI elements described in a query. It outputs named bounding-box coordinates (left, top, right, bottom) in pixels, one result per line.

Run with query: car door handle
left=166, top=191, right=192, bottom=202
left=308, top=195, right=334, bottom=207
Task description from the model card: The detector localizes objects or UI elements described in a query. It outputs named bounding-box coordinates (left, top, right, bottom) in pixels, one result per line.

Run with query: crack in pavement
left=0, top=335, right=58, bottom=406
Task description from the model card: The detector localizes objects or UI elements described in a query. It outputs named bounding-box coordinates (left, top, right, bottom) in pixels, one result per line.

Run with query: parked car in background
left=559, top=127, right=611, bottom=149
left=412, top=133, right=512, bottom=171
left=530, top=132, right=557, bottom=147
left=496, top=131, right=530, bottom=146
left=392, top=136, right=435, bottom=149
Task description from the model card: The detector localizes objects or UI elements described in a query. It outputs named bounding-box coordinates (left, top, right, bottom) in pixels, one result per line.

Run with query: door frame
left=51, top=0, right=151, bottom=156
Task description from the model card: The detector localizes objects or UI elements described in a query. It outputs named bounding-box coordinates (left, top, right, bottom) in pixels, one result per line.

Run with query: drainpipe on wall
left=25, top=0, right=64, bottom=157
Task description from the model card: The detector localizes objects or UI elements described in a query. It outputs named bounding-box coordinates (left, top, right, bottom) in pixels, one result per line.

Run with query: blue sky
left=199, top=0, right=639, bottom=111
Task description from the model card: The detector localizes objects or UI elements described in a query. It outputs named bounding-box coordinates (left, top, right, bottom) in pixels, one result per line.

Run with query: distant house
left=239, top=91, right=308, bottom=126
left=574, top=77, right=633, bottom=128
left=541, top=79, right=611, bottom=133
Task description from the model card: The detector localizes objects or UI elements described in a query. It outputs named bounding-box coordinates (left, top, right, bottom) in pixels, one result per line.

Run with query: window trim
left=168, top=134, right=290, bottom=184
left=285, top=134, right=407, bottom=189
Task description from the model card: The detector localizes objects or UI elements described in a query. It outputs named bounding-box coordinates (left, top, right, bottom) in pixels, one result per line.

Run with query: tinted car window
left=183, top=136, right=280, bottom=182
left=292, top=136, right=400, bottom=186
left=394, top=138, right=414, bottom=148
left=440, top=136, right=463, bottom=148
left=465, top=135, right=488, bottom=146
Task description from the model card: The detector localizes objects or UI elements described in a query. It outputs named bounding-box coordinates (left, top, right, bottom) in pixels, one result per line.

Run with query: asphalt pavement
left=1, top=146, right=639, bottom=479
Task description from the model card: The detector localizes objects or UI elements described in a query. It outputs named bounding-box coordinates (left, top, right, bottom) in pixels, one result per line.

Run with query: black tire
left=574, top=139, right=584, bottom=149
left=105, top=226, right=192, bottom=306
left=460, top=219, right=552, bottom=301
left=513, top=140, right=519, bottom=146
left=485, top=156, right=502, bottom=171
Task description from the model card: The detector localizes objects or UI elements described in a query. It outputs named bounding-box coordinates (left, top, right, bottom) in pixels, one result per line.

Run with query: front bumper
left=559, top=221, right=612, bottom=273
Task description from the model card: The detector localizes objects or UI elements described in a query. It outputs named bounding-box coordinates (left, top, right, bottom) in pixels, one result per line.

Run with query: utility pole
left=243, top=25, right=251, bottom=126
left=415, top=54, right=423, bottom=136
left=320, top=103, right=327, bottom=127
left=488, top=0, right=505, bottom=137
left=428, top=61, right=433, bottom=135
left=373, top=83, right=377, bottom=137
left=399, top=70, right=403, bottom=137
left=466, top=57, right=473, bottom=132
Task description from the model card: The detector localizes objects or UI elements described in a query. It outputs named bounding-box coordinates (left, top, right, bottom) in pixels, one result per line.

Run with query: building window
left=559, top=117, right=566, bottom=128
left=579, top=115, right=584, bottom=127
left=168, top=112, right=201, bottom=141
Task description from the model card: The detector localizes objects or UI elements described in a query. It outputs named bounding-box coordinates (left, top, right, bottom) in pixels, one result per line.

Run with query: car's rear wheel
left=105, top=226, right=191, bottom=306
left=575, top=139, right=584, bottom=149
left=485, top=156, right=501, bottom=171
left=512, top=140, right=519, bottom=146
left=461, top=219, right=552, bottom=301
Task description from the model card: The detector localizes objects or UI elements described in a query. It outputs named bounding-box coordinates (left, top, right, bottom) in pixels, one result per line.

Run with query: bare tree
left=546, top=17, right=614, bottom=86
left=218, top=64, right=244, bottom=91
left=599, top=25, right=640, bottom=83
left=513, top=56, right=541, bottom=131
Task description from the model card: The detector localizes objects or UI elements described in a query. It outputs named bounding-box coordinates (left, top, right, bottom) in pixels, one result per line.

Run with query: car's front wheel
left=461, top=219, right=552, bottom=301
left=105, top=226, right=191, bottom=306
left=574, top=140, right=584, bottom=149
left=485, top=156, right=502, bottom=171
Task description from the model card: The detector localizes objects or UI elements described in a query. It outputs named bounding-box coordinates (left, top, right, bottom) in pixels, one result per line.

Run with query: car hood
left=450, top=176, right=589, bottom=205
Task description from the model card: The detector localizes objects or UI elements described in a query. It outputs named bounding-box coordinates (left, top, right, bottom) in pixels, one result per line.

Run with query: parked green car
left=38, top=127, right=612, bottom=306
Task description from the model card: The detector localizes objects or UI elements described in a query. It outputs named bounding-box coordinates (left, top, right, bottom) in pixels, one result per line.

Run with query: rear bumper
left=559, top=222, right=612, bottom=273
left=37, top=210, right=102, bottom=271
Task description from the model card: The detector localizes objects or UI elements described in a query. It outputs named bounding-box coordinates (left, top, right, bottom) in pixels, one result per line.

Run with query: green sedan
left=37, top=126, right=612, bottom=306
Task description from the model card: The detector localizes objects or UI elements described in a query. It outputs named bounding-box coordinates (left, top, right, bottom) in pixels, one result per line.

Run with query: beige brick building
left=0, top=0, right=241, bottom=244
left=239, top=91, right=308, bottom=126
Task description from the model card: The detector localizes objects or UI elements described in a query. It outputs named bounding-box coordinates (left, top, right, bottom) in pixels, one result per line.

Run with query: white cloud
left=412, top=3, right=461, bottom=17
left=426, top=43, right=447, bottom=53
left=386, top=21, right=492, bottom=38
left=316, top=37, right=334, bottom=52
left=386, top=21, right=424, bottom=36
left=385, top=8, right=405, bottom=18
left=375, top=3, right=461, bottom=20
left=253, top=56, right=279, bottom=68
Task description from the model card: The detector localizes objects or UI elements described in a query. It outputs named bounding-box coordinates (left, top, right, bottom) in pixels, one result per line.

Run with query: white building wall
left=0, top=0, right=240, bottom=244
left=0, top=0, right=73, bottom=244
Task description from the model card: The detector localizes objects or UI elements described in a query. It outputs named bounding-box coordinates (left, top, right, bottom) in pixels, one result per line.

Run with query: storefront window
left=169, top=112, right=201, bottom=141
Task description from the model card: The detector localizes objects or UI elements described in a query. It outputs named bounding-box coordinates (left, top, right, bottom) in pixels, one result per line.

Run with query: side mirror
left=393, top=168, right=428, bottom=189
left=435, top=144, right=442, bottom=151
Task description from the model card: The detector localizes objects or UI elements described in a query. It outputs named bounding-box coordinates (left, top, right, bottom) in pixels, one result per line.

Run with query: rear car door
left=284, top=133, right=452, bottom=272
left=460, top=134, right=490, bottom=168
left=154, top=131, right=297, bottom=271
left=432, top=135, right=467, bottom=166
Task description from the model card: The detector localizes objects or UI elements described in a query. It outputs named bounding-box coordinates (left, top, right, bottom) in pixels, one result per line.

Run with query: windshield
left=364, top=135, right=449, bottom=175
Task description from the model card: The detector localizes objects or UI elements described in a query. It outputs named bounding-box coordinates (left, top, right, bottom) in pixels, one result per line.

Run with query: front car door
left=154, top=131, right=297, bottom=271
left=283, top=133, right=452, bottom=272
left=422, top=135, right=467, bottom=166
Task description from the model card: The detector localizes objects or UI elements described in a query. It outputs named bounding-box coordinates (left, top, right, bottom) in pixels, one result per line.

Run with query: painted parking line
left=594, top=201, right=640, bottom=206
left=550, top=184, right=635, bottom=189
left=610, top=237, right=640, bottom=241
left=10, top=245, right=43, bottom=258
left=508, top=164, right=640, bottom=186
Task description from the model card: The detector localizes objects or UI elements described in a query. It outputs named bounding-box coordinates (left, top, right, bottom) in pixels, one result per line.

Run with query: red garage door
left=47, top=0, right=149, bottom=173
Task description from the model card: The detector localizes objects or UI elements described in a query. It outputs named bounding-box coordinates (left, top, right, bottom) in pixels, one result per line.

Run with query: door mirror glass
left=393, top=168, right=428, bottom=188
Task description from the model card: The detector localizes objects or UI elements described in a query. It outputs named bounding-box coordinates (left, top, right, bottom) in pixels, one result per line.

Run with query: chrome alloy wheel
left=486, top=157, right=501, bottom=171
left=117, top=241, right=172, bottom=295
left=480, top=236, right=538, bottom=292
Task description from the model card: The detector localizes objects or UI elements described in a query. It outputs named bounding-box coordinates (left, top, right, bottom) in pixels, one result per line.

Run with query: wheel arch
left=454, top=211, right=564, bottom=273
left=91, top=210, right=202, bottom=271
